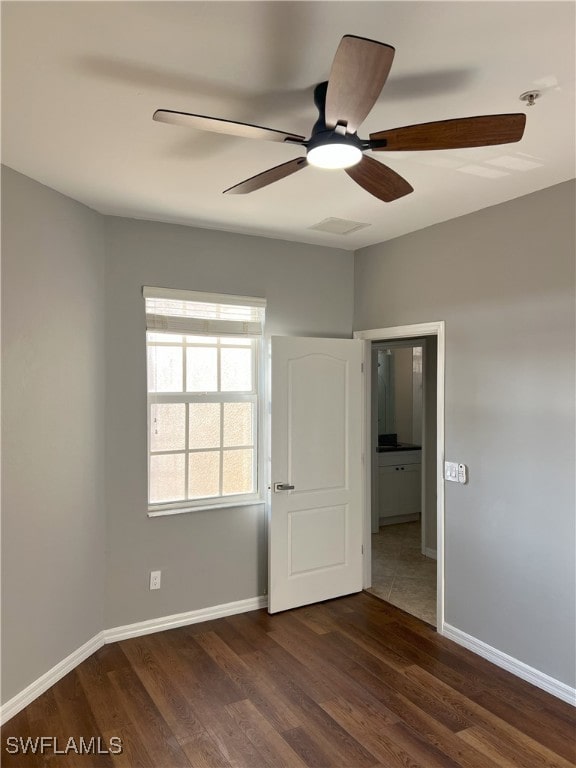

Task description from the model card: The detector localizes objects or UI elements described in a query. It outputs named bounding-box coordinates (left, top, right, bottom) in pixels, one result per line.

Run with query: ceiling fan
left=153, top=34, right=526, bottom=202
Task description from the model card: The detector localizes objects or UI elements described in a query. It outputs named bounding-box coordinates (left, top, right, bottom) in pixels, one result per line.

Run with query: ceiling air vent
left=308, top=217, right=371, bottom=235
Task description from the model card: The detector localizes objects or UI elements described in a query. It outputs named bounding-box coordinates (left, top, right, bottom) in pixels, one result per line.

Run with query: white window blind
left=143, top=287, right=266, bottom=337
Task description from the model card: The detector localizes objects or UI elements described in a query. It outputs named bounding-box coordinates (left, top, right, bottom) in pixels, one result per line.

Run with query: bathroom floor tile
left=368, top=520, right=437, bottom=626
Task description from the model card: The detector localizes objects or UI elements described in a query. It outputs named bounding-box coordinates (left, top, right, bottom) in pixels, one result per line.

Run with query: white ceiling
left=2, top=1, right=575, bottom=250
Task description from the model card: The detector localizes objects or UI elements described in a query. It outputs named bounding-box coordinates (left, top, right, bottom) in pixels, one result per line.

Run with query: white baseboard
left=0, top=632, right=106, bottom=726
left=424, top=547, right=437, bottom=560
left=4, top=598, right=573, bottom=726
left=1, top=595, right=268, bottom=725
left=442, top=623, right=576, bottom=707
left=104, top=595, right=268, bottom=643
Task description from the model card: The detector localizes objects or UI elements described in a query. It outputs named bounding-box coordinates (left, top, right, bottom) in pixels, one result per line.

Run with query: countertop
left=376, top=443, right=422, bottom=453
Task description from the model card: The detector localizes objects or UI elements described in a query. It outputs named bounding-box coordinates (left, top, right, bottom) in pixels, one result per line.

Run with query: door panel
left=289, top=354, right=347, bottom=491
left=289, top=505, right=347, bottom=574
left=269, top=336, right=363, bottom=614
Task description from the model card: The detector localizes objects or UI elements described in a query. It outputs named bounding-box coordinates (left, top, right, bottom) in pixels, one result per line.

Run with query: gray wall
left=1, top=167, right=107, bottom=702
left=103, top=216, right=354, bottom=628
left=354, top=180, right=576, bottom=687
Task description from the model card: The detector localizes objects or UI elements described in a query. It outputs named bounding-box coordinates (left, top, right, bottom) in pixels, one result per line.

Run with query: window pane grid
left=147, top=331, right=258, bottom=508
left=151, top=445, right=254, bottom=456
left=218, top=402, right=224, bottom=499
left=184, top=385, right=190, bottom=500
left=148, top=401, right=257, bottom=504
left=147, top=335, right=257, bottom=396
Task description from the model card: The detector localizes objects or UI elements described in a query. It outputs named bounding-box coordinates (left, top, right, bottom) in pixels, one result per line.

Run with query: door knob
left=274, top=482, right=295, bottom=492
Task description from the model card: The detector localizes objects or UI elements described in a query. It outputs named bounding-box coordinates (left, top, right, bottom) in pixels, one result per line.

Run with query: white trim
left=443, top=623, right=576, bottom=707
left=354, top=321, right=445, bottom=632
left=104, top=595, right=268, bottom=643
left=148, top=499, right=265, bottom=517
left=0, top=632, right=106, bottom=726
left=424, top=548, right=437, bottom=560
left=143, top=286, right=267, bottom=308
left=0, top=595, right=268, bottom=725
left=361, top=340, right=373, bottom=587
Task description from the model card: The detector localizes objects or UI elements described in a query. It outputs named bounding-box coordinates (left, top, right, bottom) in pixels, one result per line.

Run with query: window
left=144, top=288, right=265, bottom=514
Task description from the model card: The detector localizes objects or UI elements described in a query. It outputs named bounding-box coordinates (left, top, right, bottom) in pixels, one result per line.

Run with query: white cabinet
left=376, top=450, right=421, bottom=523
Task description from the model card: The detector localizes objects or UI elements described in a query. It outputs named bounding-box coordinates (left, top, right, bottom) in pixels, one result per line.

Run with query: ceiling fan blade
left=325, top=35, right=395, bottom=134
left=345, top=156, right=413, bottom=202
left=370, top=114, right=526, bottom=151
left=224, top=157, right=308, bottom=194
left=153, top=110, right=305, bottom=144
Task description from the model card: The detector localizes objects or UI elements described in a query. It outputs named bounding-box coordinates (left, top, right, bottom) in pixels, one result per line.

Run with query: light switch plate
left=445, top=461, right=468, bottom=483
left=444, top=461, right=458, bottom=481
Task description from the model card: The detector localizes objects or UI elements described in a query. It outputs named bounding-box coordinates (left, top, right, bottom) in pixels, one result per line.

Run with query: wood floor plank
left=404, top=665, right=576, bottom=768
left=24, top=689, right=74, bottom=768
left=325, top=690, right=503, bottom=768
left=3, top=593, right=575, bottom=768
left=269, top=616, right=472, bottom=732
left=107, top=665, right=192, bottom=768
left=194, top=630, right=301, bottom=732
left=225, top=612, right=279, bottom=652
left=52, top=671, right=119, bottom=768
left=266, top=623, right=407, bottom=719
left=470, top=687, right=576, bottom=762
left=458, top=726, right=574, bottom=768
left=119, top=635, right=213, bottom=743
left=388, top=620, right=576, bottom=724
left=247, top=641, right=337, bottom=705
left=225, top=699, right=308, bottom=768
left=241, top=649, right=380, bottom=767
left=177, top=732, right=234, bottom=768
left=321, top=695, right=445, bottom=768
left=136, top=630, right=273, bottom=768
left=291, top=604, right=339, bottom=635
left=1, top=709, right=37, bottom=768
left=368, top=599, right=575, bottom=719
left=215, top=617, right=263, bottom=656
left=281, top=726, right=336, bottom=767
left=75, top=651, right=134, bottom=734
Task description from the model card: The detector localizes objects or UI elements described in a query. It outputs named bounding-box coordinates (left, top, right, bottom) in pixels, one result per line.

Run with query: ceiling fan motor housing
left=307, top=129, right=363, bottom=154
left=307, top=81, right=364, bottom=168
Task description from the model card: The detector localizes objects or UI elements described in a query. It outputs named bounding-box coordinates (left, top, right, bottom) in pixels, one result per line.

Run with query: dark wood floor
left=2, top=592, right=575, bottom=767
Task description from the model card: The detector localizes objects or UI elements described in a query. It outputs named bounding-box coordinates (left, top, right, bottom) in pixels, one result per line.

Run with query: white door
left=268, top=336, right=364, bottom=613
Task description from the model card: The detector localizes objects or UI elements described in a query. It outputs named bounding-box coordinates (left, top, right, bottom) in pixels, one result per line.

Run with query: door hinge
left=361, top=362, right=364, bottom=373
left=361, top=544, right=364, bottom=554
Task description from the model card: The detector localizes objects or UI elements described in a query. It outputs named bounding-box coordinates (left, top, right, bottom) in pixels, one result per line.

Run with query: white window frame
left=144, top=288, right=265, bottom=517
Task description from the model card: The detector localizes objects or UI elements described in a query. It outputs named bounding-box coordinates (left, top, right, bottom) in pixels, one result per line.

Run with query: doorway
left=354, top=322, right=445, bottom=632
left=370, top=339, right=435, bottom=624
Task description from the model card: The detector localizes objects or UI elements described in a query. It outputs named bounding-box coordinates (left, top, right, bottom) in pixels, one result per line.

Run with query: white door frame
left=354, top=321, right=445, bottom=632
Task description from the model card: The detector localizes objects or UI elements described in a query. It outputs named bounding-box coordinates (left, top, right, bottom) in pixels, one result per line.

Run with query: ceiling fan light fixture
left=307, top=142, right=362, bottom=169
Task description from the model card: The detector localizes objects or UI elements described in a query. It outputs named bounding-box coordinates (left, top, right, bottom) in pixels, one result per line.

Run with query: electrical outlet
left=149, top=570, right=161, bottom=590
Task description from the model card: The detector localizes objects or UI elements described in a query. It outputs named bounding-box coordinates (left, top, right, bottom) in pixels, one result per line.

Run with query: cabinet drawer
left=377, top=463, right=422, bottom=518
left=377, top=450, right=421, bottom=467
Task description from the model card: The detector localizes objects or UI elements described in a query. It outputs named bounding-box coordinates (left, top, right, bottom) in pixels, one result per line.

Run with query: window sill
left=147, top=499, right=266, bottom=518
